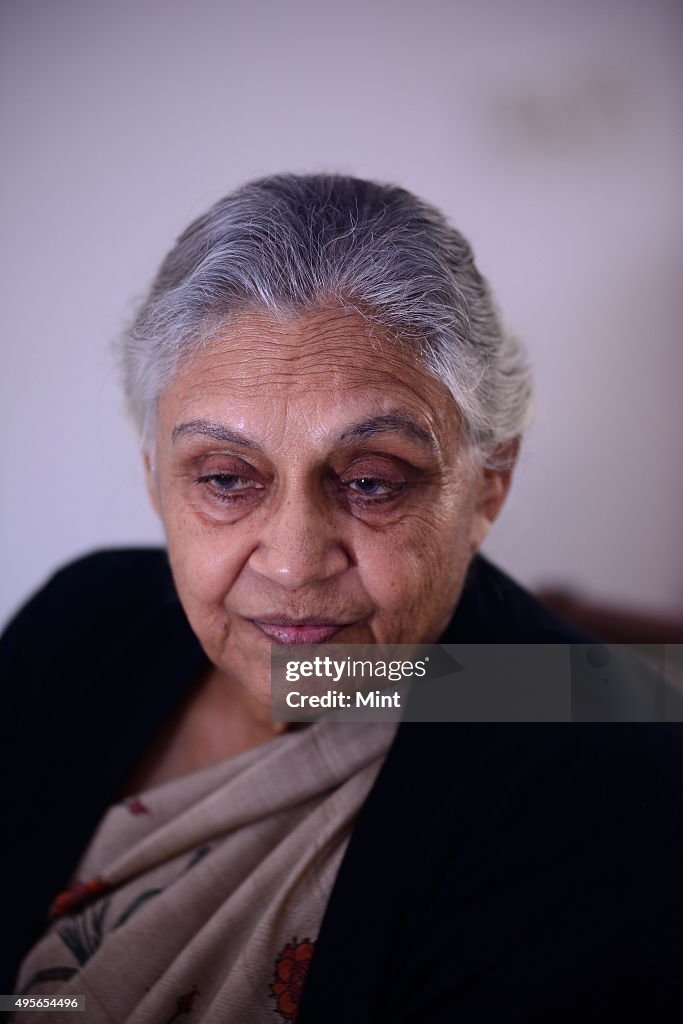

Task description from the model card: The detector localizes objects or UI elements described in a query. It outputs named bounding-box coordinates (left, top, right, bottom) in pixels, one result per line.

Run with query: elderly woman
left=2, top=174, right=681, bottom=1021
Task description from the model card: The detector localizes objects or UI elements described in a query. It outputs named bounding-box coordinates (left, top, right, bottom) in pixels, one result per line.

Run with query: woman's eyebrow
left=172, top=420, right=263, bottom=450
left=335, top=413, right=440, bottom=453
left=171, top=413, right=441, bottom=454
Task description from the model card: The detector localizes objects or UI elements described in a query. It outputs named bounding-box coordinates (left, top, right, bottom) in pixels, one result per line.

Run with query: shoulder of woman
left=0, top=547, right=179, bottom=742
left=1, top=547, right=173, bottom=648
left=450, top=553, right=598, bottom=643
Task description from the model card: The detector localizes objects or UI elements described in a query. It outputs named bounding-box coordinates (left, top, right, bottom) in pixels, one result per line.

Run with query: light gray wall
left=2, top=0, right=682, bottom=628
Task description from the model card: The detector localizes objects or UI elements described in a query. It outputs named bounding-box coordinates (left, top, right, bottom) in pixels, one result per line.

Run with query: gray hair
left=119, top=173, right=532, bottom=467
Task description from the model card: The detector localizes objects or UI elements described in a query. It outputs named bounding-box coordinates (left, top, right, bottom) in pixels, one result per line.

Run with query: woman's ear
left=142, top=449, right=162, bottom=519
left=468, top=439, right=520, bottom=555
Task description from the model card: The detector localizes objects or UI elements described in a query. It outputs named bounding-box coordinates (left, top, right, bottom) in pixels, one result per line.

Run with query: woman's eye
left=197, top=473, right=263, bottom=501
left=347, top=477, right=403, bottom=499
left=349, top=477, right=387, bottom=495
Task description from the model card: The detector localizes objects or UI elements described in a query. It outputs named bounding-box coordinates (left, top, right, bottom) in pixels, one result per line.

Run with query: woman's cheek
left=359, top=529, right=432, bottom=609
left=380, top=514, right=470, bottom=634
left=163, top=496, right=231, bottom=595
left=165, top=537, right=222, bottom=626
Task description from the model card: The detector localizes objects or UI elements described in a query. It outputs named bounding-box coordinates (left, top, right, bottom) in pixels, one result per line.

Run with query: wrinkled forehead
left=156, top=307, right=462, bottom=456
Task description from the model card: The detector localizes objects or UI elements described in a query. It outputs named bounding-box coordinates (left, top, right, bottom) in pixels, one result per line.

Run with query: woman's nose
left=247, top=489, right=351, bottom=589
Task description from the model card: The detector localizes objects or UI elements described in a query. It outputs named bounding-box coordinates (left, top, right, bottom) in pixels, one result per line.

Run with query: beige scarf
left=15, top=720, right=397, bottom=1024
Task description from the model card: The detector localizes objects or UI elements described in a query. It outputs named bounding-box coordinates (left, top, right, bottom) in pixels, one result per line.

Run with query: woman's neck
left=118, top=662, right=294, bottom=798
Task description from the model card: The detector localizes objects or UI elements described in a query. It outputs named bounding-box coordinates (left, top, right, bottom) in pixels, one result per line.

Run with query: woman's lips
left=250, top=621, right=351, bottom=644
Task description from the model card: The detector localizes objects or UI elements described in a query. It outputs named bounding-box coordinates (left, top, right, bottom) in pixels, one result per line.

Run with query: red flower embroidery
left=127, top=797, right=151, bottom=815
left=270, top=938, right=315, bottom=1022
left=49, top=876, right=111, bottom=918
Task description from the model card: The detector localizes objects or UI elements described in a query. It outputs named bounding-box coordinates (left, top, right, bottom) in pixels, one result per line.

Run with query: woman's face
left=147, top=307, right=511, bottom=706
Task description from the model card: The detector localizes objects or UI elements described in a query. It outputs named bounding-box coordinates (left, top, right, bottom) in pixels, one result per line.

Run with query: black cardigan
left=1, top=549, right=682, bottom=1019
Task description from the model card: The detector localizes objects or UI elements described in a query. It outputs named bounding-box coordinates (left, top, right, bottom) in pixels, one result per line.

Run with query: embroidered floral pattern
left=49, top=877, right=111, bottom=919
left=270, top=938, right=315, bottom=1022
left=126, top=797, right=152, bottom=815
left=20, top=845, right=216, bottom=996
left=57, top=897, right=110, bottom=965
